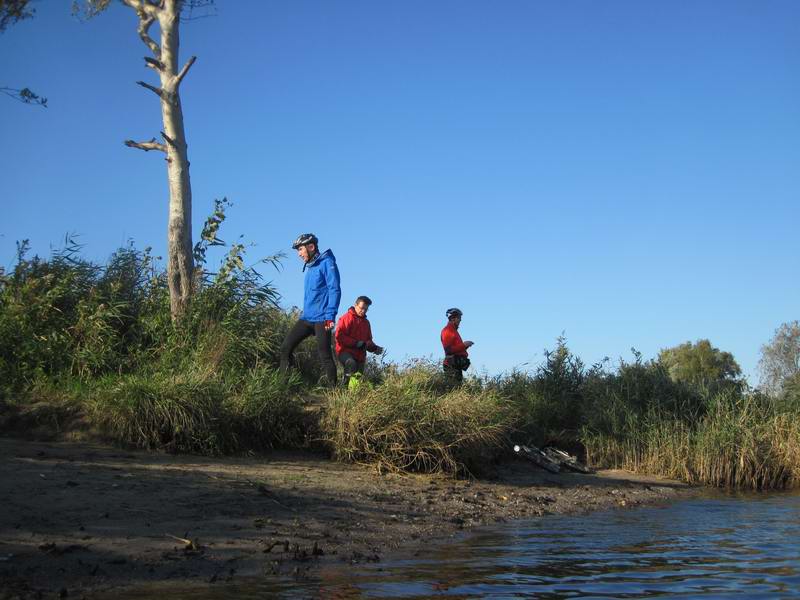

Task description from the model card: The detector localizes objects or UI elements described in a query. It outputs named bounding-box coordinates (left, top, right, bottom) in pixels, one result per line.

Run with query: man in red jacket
left=335, top=296, right=384, bottom=385
left=441, top=307, right=474, bottom=383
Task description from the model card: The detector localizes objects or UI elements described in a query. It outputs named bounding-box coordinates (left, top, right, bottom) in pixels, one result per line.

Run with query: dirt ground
left=0, top=436, right=693, bottom=599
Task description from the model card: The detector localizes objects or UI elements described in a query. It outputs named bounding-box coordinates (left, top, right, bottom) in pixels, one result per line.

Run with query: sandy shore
left=0, top=436, right=693, bottom=599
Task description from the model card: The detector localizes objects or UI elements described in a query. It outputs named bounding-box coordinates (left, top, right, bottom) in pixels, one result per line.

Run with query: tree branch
left=125, top=138, right=167, bottom=153
left=181, top=0, right=217, bottom=22
left=144, top=56, right=164, bottom=71
left=160, top=130, right=177, bottom=148
left=120, top=1, right=161, bottom=58
left=138, top=14, right=161, bottom=58
left=121, top=0, right=161, bottom=19
left=136, top=80, right=163, bottom=97
left=1, top=87, right=47, bottom=107
left=0, top=0, right=36, bottom=32
left=176, top=56, right=197, bottom=86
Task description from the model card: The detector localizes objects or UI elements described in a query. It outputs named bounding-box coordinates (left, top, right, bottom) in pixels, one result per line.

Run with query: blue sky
left=2, top=1, right=798, bottom=383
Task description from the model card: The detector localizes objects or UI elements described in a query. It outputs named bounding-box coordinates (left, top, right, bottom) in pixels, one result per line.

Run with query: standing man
left=335, top=296, right=384, bottom=385
left=441, top=307, right=474, bottom=383
left=280, top=233, right=341, bottom=386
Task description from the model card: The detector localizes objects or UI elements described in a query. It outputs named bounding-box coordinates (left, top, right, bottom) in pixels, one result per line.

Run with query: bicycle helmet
left=291, top=233, right=318, bottom=250
left=446, top=307, right=463, bottom=320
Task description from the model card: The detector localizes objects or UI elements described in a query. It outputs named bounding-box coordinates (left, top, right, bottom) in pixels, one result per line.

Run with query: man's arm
left=323, top=259, right=341, bottom=322
left=365, top=321, right=380, bottom=352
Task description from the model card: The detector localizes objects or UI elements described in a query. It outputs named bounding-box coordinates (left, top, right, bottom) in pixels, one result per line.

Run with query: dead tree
left=118, top=0, right=196, bottom=321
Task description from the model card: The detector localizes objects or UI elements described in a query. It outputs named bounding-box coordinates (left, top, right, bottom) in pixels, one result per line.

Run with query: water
left=273, top=491, right=800, bottom=599
left=110, top=492, right=800, bottom=598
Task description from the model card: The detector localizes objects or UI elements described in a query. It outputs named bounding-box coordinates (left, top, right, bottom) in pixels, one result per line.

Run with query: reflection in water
left=282, top=491, right=800, bottom=599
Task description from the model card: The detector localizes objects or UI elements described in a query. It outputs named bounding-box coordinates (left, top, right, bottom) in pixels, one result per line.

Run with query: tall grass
left=583, top=392, right=800, bottom=490
left=321, top=362, right=513, bottom=475
left=86, top=373, right=229, bottom=454
left=85, top=367, right=305, bottom=454
left=0, top=201, right=326, bottom=453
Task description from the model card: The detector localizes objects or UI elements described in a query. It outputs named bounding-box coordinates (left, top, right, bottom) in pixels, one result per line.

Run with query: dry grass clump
left=86, top=373, right=228, bottom=454
left=85, top=367, right=305, bottom=454
left=321, top=363, right=513, bottom=475
left=688, top=394, right=800, bottom=489
left=584, top=392, right=800, bottom=490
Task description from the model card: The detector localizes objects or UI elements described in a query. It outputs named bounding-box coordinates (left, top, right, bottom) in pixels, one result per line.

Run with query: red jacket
left=335, top=307, right=377, bottom=363
left=441, top=322, right=469, bottom=360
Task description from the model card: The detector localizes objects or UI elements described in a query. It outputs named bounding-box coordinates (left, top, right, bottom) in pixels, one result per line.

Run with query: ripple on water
left=275, top=491, right=800, bottom=598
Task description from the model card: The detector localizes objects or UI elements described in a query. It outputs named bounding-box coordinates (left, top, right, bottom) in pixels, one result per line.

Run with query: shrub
left=321, top=362, right=513, bottom=475
left=491, top=336, right=585, bottom=446
left=86, top=373, right=228, bottom=454
left=85, top=367, right=308, bottom=454
left=222, top=367, right=306, bottom=450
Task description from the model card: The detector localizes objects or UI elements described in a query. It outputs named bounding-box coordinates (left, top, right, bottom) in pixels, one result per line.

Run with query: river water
left=110, top=491, right=800, bottom=599
left=268, top=491, right=800, bottom=599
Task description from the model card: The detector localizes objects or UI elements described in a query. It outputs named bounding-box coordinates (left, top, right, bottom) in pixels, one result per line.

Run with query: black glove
left=355, top=341, right=366, bottom=350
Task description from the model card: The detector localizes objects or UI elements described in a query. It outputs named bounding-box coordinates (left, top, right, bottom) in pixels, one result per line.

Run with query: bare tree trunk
left=158, top=0, right=194, bottom=320
left=122, top=0, right=196, bottom=322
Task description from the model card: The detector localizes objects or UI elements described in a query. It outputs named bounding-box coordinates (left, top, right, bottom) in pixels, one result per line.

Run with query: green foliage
left=783, top=372, right=800, bottom=406
left=86, top=373, right=228, bottom=454
left=581, top=351, right=705, bottom=439
left=0, top=0, right=35, bottom=32
left=485, top=337, right=800, bottom=489
left=758, top=320, right=800, bottom=397
left=0, top=200, right=291, bottom=393
left=491, top=336, right=585, bottom=446
left=657, top=339, right=741, bottom=389
left=0, top=200, right=319, bottom=454
left=86, top=367, right=305, bottom=454
left=222, top=368, right=306, bottom=450
left=0, top=237, right=174, bottom=388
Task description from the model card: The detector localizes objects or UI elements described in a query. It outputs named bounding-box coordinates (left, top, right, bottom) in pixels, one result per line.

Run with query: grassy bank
left=0, top=216, right=321, bottom=452
left=2, top=233, right=799, bottom=489
left=322, top=362, right=513, bottom=475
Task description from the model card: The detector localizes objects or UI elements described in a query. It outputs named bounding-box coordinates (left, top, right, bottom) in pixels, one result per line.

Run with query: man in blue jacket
left=279, top=233, right=341, bottom=386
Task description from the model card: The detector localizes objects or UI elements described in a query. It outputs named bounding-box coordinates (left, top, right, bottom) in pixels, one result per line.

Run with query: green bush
left=491, top=337, right=585, bottom=446
left=581, top=353, right=705, bottom=443
left=0, top=201, right=324, bottom=454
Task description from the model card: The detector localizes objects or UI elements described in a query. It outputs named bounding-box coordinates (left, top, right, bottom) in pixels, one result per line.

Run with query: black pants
left=337, top=351, right=364, bottom=384
left=280, top=319, right=337, bottom=386
left=443, top=362, right=463, bottom=384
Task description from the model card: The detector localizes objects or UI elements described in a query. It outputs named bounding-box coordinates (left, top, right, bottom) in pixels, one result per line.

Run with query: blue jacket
left=301, top=249, right=341, bottom=323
